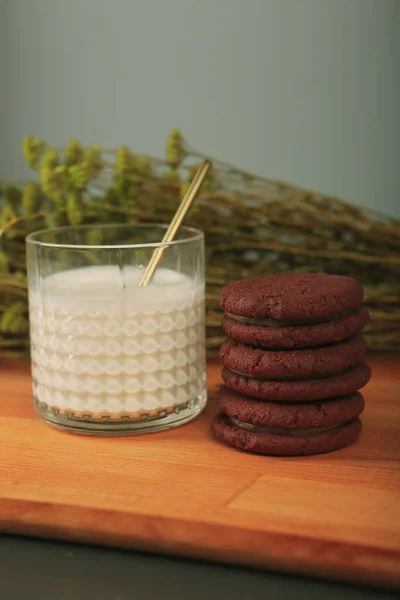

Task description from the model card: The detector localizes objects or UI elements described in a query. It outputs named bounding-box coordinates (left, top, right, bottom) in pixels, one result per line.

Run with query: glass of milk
left=26, top=224, right=206, bottom=435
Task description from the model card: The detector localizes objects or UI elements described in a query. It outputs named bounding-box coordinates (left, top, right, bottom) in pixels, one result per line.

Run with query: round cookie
left=216, top=386, right=365, bottom=429
left=220, top=335, right=366, bottom=380
left=211, top=414, right=362, bottom=456
left=220, top=273, right=364, bottom=321
left=221, top=362, right=371, bottom=402
left=222, top=306, right=370, bottom=349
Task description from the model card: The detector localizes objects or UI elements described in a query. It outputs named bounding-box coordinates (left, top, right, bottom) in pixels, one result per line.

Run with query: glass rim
left=25, top=223, right=204, bottom=250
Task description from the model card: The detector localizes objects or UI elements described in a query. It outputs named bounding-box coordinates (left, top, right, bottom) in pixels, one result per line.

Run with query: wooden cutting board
left=0, top=356, right=399, bottom=590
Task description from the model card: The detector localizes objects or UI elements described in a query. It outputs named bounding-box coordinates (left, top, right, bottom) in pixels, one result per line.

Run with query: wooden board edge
left=0, top=497, right=399, bottom=592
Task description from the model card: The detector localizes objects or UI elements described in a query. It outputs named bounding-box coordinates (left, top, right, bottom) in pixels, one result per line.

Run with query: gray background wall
left=0, top=0, right=399, bottom=216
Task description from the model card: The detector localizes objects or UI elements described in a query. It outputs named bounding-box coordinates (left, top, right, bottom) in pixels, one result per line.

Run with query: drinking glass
left=26, top=224, right=206, bottom=434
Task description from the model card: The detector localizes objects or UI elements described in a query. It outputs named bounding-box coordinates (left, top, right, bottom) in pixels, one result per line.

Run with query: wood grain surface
left=0, top=356, right=399, bottom=590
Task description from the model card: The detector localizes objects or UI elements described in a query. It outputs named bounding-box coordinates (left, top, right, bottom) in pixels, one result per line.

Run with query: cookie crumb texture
left=217, top=387, right=365, bottom=429
left=222, top=306, right=370, bottom=349
left=220, top=335, right=366, bottom=379
left=211, top=415, right=362, bottom=456
left=222, top=362, right=371, bottom=402
left=214, top=272, right=370, bottom=456
left=220, top=273, right=364, bottom=321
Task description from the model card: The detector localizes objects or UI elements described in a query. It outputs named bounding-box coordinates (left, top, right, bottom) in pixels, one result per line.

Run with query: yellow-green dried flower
left=115, top=145, right=135, bottom=179
left=162, top=168, right=180, bottom=182
left=166, top=129, right=184, bottom=168
left=85, top=146, right=103, bottom=179
left=40, top=157, right=66, bottom=203
left=66, top=191, right=84, bottom=226
left=40, top=169, right=61, bottom=203
left=41, top=149, right=59, bottom=169
left=22, top=182, right=42, bottom=215
left=68, top=147, right=102, bottom=190
left=65, top=139, right=84, bottom=166
left=22, top=136, right=44, bottom=170
left=69, top=164, right=89, bottom=190
left=4, top=185, right=22, bottom=209
left=137, top=156, right=152, bottom=177
left=1, top=203, right=17, bottom=227
left=0, top=302, right=28, bottom=334
left=45, top=211, right=67, bottom=229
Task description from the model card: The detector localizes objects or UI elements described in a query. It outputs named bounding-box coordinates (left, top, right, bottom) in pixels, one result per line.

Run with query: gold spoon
left=138, top=159, right=211, bottom=287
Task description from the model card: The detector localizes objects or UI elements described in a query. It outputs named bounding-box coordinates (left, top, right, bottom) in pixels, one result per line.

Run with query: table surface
left=0, top=357, right=400, bottom=600
left=1, top=534, right=399, bottom=600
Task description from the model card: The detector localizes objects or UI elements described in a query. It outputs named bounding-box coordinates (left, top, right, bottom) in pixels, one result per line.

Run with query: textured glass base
left=34, top=391, right=207, bottom=436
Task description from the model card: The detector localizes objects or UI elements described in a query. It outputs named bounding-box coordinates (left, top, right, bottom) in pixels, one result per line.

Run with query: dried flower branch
left=0, top=130, right=399, bottom=359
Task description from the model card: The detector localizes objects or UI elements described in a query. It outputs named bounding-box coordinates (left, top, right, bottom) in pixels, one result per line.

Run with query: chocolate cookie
left=220, top=335, right=366, bottom=379
left=222, top=306, right=370, bottom=349
left=222, top=362, right=371, bottom=402
left=220, top=273, right=364, bottom=321
left=211, top=414, right=362, bottom=456
left=216, top=386, right=365, bottom=429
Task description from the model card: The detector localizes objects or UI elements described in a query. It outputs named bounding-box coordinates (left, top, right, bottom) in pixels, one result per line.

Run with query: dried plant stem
left=1, top=130, right=399, bottom=359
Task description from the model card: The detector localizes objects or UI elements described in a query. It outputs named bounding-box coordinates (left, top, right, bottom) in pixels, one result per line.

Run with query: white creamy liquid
left=29, top=266, right=205, bottom=419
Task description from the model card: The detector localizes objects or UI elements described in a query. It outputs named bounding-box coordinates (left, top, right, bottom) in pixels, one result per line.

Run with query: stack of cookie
left=212, top=273, right=371, bottom=455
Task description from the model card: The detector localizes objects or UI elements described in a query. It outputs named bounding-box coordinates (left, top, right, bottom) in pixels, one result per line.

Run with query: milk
left=29, top=265, right=206, bottom=428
